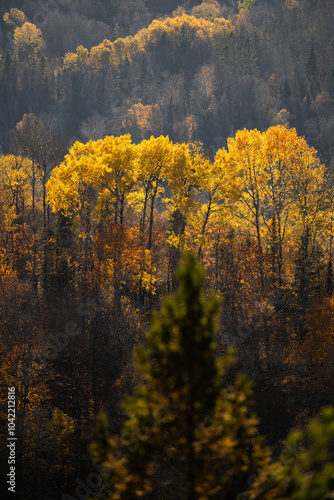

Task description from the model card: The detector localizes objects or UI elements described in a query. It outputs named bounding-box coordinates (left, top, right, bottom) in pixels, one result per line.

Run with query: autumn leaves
left=228, top=126, right=328, bottom=288
left=62, top=14, right=233, bottom=73
left=46, top=127, right=328, bottom=293
left=46, top=133, right=236, bottom=271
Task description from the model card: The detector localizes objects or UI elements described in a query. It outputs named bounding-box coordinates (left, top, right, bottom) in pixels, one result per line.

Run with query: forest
left=0, top=0, right=334, bottom=499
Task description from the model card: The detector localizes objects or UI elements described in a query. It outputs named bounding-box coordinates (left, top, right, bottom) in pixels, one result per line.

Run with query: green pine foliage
left=90, top=252, right=270, bottom=499
left=248, top=407, right=334, bottom=499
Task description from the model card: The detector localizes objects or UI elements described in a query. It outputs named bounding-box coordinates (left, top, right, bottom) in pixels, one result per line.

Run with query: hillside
left=0, top=0, right=333, bottom=164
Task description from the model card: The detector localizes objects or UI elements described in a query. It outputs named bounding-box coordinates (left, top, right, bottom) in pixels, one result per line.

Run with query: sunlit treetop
left=3, top=8, right=27, bottom=29
left=13, top=22, right=46, bottom=59
left=63, top=14, right=233, bottom=72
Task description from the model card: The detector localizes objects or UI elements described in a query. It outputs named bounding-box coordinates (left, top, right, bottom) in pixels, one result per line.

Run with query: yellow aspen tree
left=165, top=142, right=202, bottom=251
left=260, top=126, right=329, bottom=290
left=161, top=142, right=201, bottom=290
left=134, top=135, right=173, bottom=250
left=95, top=135, right=140, bottom=299
left=282, top=130, right=330, bottom=312
left=90, top=39, right=113, bottom=71
left=213, top=129, right=268, bottom=289
left=164, top=141, right=242, bottom=262
left=46, top=139, right=102, bottom=276
left=226, top=128, right=267, bottom=257
left=192, top=145, right=242, bottom=259
left=13, top=22, right=45, bottom=60
left=47, top=135, right=137, bottom=235
left=261, top=126, right=299, bottom=285
left=47, top=135, right=138, bottom=287
left=0, top=155, right=32, bottom=230
left=96, top=134, right=137, bottom=225
left=227, top=126, right=331, bottom=293
left=3, top=8, right=27, bottom=29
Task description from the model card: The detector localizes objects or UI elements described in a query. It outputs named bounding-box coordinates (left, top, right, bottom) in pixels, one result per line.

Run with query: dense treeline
left=1, top=125, right=334, bottom=498
left=0, top=0, right=333, bottom=164
left=0, top=0, right=334, bottom=498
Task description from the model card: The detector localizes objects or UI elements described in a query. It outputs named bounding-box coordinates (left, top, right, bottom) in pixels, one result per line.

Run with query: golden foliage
left=0, top=155, right=32, bottom=229
left=13, top=22, right=45, bottom=58
left=62, top=14, right=233, bottom=72
left=3, top=8, right=27, bottom=28
left=47, top=126, right=329, bottom=269
left=95, top=223, right=156, bottom=293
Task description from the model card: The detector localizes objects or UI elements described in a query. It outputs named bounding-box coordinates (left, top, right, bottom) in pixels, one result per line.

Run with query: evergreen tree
left=247, top=407, right=334, bottom=500
left=90, top=252, right=270, bottom=499
left=306, top=46, right=321, bottom=100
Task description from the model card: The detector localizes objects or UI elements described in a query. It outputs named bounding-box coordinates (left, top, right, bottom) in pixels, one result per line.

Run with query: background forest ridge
left=0, top=0, right=333, bottom=165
